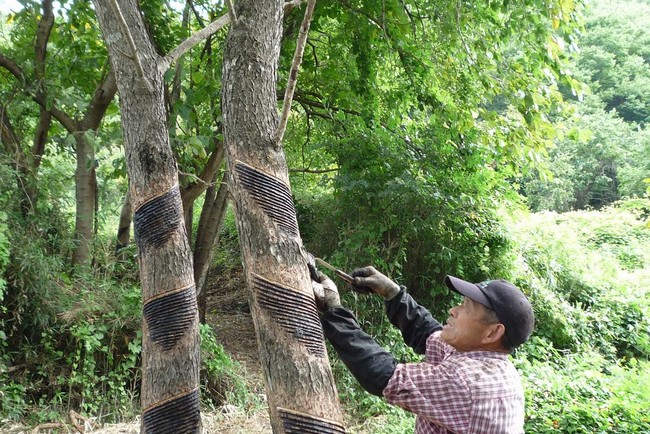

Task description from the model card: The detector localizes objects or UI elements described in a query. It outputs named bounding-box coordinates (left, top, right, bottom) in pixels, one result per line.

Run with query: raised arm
left=385, top=288, right=442, bottom=354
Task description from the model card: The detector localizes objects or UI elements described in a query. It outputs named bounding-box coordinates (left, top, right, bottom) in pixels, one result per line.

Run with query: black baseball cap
left=445, top=276, right=534, bottom=349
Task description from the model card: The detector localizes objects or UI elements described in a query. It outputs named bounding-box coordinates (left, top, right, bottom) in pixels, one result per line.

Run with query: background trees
left=521, top=0, right=650, bottom=212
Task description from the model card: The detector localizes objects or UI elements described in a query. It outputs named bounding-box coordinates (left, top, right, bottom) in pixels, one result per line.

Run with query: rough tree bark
left=193, top=170, right=229, bottom=323
left=92, top=0, right=233, bottom=432
left=222, top=0, right=346, bottom=432
left=92, top=1, right=201, bottom=431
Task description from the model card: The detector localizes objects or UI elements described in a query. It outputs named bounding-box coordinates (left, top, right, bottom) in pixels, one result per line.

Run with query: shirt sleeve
left=425, top=331, right=455, bottom=364
left=385, top=288, right=442, bottom=354
left=382, top=350, right=472, bottom=432
left=321, top=306, right=397, bottom=396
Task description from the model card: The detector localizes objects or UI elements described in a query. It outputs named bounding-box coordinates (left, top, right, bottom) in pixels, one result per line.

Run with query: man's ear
left=482, top=323, right=506, bottom=345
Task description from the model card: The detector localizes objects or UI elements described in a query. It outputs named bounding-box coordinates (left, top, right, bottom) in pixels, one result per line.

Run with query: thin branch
left=32, top=1, right=54, bottom=170
left=188, top=0, right=206, bottom=27
left=274, top=0, right=317, bottom=144
left=80, top=69, right=118, bottom=130
left=181, top=143, right=225, bottom=207
left=291, top=92, right=361, bottom=116
left=225, top=0, right=237, bottom=23
left=0, top=54, right=77, bottom=132
left=284, top=0, right=304, bottom=13
left=289, top=167, right=339, bottom=174
left=163, top=14, right=231, bottom=69
left=108, top=0, right=146, bottom=81
left=455, top=0, right=478, bottom=67
left=34, top=0, right=54, bottom=81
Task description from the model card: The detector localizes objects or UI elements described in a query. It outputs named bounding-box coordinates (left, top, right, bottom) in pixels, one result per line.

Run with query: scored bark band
left=235, top=161, right=299, bottom=237
left=143, top=284, right=196, bottom=351
left=278, top=407, right=346, bottom=433
left=142, top=388, right=200, bottom=434
left=253, top=274, right=327, bottom=358
left=134, top=186, right=183, bottom=250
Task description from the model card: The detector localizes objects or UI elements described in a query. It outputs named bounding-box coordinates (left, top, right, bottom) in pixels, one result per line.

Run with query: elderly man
left=312, top=266, right=534, bottom=434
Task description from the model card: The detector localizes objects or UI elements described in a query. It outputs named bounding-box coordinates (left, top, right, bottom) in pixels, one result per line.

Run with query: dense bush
left=0, top=205, right=248, bottom=424
left=511, top=201, right=650, bottom=358
left=519, top=350, right=650, bottom=433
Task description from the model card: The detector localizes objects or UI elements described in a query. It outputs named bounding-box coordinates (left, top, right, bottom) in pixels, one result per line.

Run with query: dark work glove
left=312, top=271, right=341, bottom=312
left=350, top=266, right=400, bottom=300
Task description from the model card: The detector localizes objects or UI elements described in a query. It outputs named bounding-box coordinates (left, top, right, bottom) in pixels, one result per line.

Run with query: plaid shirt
left=383, top=331, right=525, bottom=434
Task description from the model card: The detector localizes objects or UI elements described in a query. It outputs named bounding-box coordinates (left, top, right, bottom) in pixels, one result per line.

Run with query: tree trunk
left=222, top=1, right=346, bottom=432
left=71, top=134, right=96, bottom=267
left=193, top=170, right=229, bottom=323
left=93, top=1, right=201, bottom=433
left=0, top=1, right=116, bottom=266
left=116, top=188, right=133, bottom=251
left=71, top=70, right=118, bottom=267
left=0, top=104, right=32, bottom=216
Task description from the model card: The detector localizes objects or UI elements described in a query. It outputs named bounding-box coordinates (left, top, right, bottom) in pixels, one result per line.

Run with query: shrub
left=199, top=323, right=252, bottom=410
left=520, top=353, right=650, bottom=433
left=1, top=255, right=142, bottom=422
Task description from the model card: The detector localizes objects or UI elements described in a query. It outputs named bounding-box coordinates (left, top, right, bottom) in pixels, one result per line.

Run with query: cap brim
left=445, top=275, right=493, bottom=309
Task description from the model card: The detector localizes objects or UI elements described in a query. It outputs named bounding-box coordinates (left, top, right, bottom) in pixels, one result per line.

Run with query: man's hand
left=312, top=271, right=341, bottom=312
left=350, top=266, right=400, bottom=300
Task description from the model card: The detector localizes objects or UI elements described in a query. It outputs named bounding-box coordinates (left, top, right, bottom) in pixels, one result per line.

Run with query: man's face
left=440, top=297, right=500, bottom=352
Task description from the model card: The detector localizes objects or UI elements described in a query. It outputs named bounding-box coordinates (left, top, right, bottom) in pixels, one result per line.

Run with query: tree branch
left=274, top=0, right=317, bottom=144
left=108, top=0, right=146, bottom=81
left=181, top=144, right=225, bottom=209
left=0, top=54, right=77, bottom=132
left=32, top=0, right=54, bottom=171
left=289, top=167, right=339, bottom=173
left=163, top=14, right=231, bottom=69
left=284, top=0, right=304, bottom=13
left=289, top=91, right=361, bottom=116
left=80, top=69, right=118, bottom=130
left=225, top=0, right=237, bottom=23
left=0, top=102, right=21, bottom=155
left=34, top=0, right=54, bottom=81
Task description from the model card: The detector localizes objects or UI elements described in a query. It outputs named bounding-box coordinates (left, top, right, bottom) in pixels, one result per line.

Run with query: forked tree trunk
left=193, top=171, right=229, bottom=323
left=0, top=0, right=116, bottom=267
left=93, top=1, right=201, bottom=433
left=222, top=1, right=346, bottom=432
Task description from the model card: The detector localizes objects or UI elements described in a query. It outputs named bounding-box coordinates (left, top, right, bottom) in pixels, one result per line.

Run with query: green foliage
left=510, top=200, right=650, bottom=358
left=520, top=352, right=650, bottom=433
left=574, top=0, right=650, bottom=124
left=0, top=268, right=143, bottom=422
left=523, top=0, right=650, bottom=212
left=296, top=123, right=520, bottom=306
left=523, top=97, right=648, bottom=211
left=1, top=206, right=143, bottom=422
left=199, top=324, right=251, bottom=410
